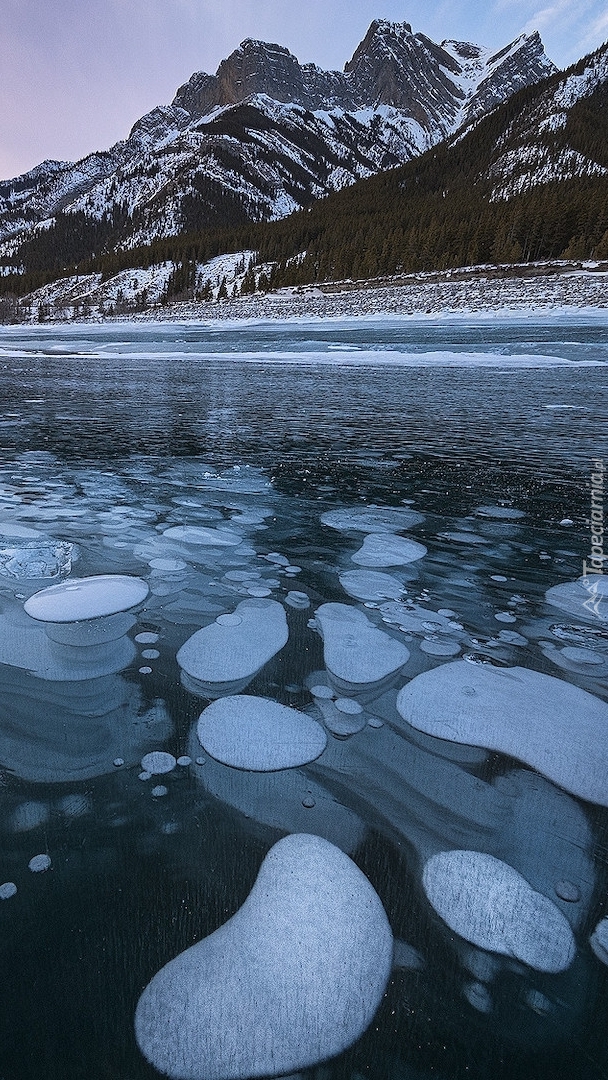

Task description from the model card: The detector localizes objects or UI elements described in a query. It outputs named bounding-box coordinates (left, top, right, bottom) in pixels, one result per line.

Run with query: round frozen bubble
left=352, top=534, right=427, bottom=567
left=24, top=574, right=149, bottom=622
left=0, top=882, right=17, bottom=899
left=420, top=639, right=461, bottom=656
left=495, top=612, right=517, bottom=623
left=141, top=752, right=177, bottom=775
left=141, top=649, right=160, bottom=660
left=497, top=630, right=528, bottom=646
left=310, top=684, right=335, bottom=700
left=339, top=569, right=405, bottom=602
left=545, top=574, right=608, bottom=623
left=285, top=591, right=310, bottom=610
left=555, top=879, right=581, bottom=903
left=463, top=981, right=493, bottom=1013
left=215, top=613, right=243, bottom=627
left=334, top=699, right=363, bottom=715
left=321, top=506, right=424, bottom=533
left=152, top=785, right=168, bottom=797
left=525, top=989, right=552, bottom=1015
left=149, top=558, right=187, bottom=571
left=59, top=794, right=91, bottom=818
left=163, top=525, right=242, bottom=547
left=177, top=599, right=288, bottom=693
left=440, top=531, right=488, bottom=545
left=0, top=522, right=42, bottom=539
left=28, top=854, right=52, bottom=873
left=560, top=647, right=603, bottom=665
left=423, top=850, right=575, bottom=973
left=11, top=801, right=50, bottom=833
left=177, top=756, right=192, bottom=767
left=315, top=603, right=409, bottom=691
left=197, top=696, right=327, bottom=771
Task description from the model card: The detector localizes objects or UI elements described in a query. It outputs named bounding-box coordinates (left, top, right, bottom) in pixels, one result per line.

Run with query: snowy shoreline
left=129, top=267, right=608, bottom=324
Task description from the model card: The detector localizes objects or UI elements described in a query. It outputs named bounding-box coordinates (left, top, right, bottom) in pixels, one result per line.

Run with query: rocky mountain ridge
left=0, top=19, right=555, bottom=262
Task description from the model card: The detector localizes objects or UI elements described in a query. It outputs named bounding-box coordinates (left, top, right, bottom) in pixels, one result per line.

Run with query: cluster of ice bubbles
left=0, top=455, right=607, bottom=1078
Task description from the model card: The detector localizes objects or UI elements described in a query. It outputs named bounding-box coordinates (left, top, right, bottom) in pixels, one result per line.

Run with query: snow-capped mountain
left=480, top=40, right=608, bottom=198
left=0, top=20, right=555, bottom=257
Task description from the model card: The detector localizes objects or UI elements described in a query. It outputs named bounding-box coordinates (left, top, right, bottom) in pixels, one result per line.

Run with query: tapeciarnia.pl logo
left=582, top=459, right=605, bottom=618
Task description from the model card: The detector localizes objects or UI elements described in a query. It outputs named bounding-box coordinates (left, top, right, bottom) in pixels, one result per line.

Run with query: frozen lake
left=0, top=315, right=607, bottom=1080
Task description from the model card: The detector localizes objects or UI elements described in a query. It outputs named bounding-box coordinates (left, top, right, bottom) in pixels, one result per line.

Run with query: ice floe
left=339, top=569, right=405, bottom=601
left=177, top=598, right=288, bottom=697
left=314, top=603, right=409, bottom=693
left=135, top=834, right=393, bottom=1078
left=351, top=534, right=427, bottom=567
left=162, top=525, right=243, bottom=548
left=321, top=506, right=424, bottom=533
left=422, top=850, right=576, bottom=972
left=590, top=918, right=608, bottom=965
left=475, top=507, right=525, bottom=520
left=196, top=695, right=327, bottom=771
left=397, top=661, right=608, bottom=805
left=0, top=536, right=73, bottom=580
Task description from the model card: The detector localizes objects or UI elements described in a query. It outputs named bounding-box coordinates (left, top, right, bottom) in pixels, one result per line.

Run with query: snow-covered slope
left=0, top=20, right=555, bottom=260
left=481, top=42, right=608, bottom=198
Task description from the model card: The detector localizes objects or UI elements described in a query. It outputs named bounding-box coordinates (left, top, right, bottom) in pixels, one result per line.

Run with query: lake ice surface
left=0, top=315, right=606, bottom=1080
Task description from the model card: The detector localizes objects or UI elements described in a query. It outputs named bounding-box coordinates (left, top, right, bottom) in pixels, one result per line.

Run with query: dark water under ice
left=0, top=315, right=607, bottom=1080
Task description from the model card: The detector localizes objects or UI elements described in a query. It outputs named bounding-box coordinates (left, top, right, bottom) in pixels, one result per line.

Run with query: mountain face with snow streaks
left=0, top=20, right=555, bottom=260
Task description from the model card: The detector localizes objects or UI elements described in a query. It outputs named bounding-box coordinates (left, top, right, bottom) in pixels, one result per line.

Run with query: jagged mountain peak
left=0, top=19, right=558, bottom=263
left=441, top=40, right=484, bottom=60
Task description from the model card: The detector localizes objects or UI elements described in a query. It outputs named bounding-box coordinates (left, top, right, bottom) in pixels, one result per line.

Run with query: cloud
left=522, top=0, right=591, bottom=35
left=575, top=7, right=608, bottom=50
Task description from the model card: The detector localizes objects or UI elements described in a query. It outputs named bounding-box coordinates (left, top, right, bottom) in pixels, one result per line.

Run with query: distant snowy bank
left=122, top=265, right=608, bottom=324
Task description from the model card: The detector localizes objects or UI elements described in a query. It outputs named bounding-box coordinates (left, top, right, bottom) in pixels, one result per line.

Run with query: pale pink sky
left=1, top=0, right=607, bottom=180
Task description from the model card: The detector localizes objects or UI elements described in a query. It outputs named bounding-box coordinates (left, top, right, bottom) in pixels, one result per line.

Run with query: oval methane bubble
left=315, top=602, right=409, bottom=691
left=197, top=696, right=327, bottom=771
left=177, top=599, right=288, bottom=696
left=24, top=575, right=149, bottom=622
left=423, top=850, right=576, bottom=973
left=352, top=534, right=427, bottom=567
left=135, top=833, right=393, bottom=1079
left=397, top=661, right=608, bottom=806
